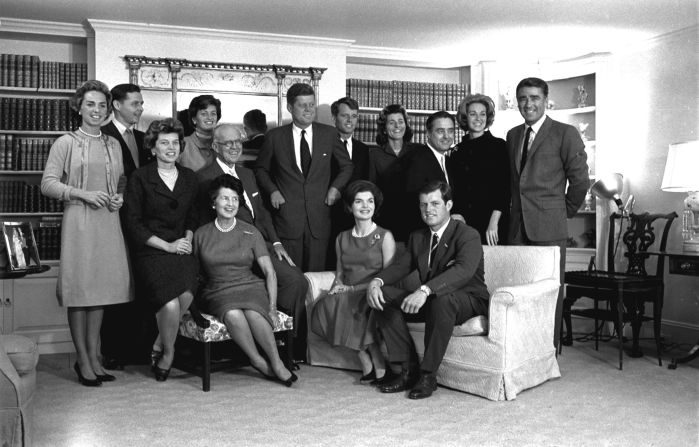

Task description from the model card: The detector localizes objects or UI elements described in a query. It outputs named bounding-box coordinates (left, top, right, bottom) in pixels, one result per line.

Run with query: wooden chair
left=176, top=306, right=294, bottom=391
left=562, top=211, right=677, bottom=369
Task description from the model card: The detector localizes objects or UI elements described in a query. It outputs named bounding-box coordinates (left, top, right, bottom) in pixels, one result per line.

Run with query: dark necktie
left=343, top=139, right=351, bottom=159
left=300, top=129, right=311, bottom=177
left=124, top=128, right=139, bottom=168
left=520, top=126, right=532, bottom=172
left=428, top=233, right=439, bottom=269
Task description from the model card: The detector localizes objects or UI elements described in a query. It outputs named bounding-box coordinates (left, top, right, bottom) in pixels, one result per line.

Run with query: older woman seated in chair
left=192, top=174, right=297, bottom=387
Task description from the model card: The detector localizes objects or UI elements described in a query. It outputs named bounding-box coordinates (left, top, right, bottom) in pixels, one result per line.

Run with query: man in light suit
left=101, top=83, right=152, bottom=178
left=367, top=181, right=489, bottom=399
left=507, top=77, right=589, bottom=348
left=255, top=83, right=354, bottom=272
left=196, top=124, right=308, bottom=357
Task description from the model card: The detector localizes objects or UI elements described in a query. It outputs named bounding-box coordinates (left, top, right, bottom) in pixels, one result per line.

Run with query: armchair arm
left=304, top=272, right=335, bottom=308
left=487, top=279, right=560, bottom=348
left=0, top=337, right=22, bottom=407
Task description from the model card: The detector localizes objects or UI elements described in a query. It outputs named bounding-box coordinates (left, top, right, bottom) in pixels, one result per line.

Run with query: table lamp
left=661, top=140, right=699, bottom=253
left=591, top=173, right=625, bottom=211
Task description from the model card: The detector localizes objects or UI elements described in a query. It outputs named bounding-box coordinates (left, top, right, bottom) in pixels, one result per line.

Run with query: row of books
left=0, top=134, right=56, bottom=171
left=35, top=219, right=62, bottom=261
left=0, top=54, right=88, bottom=90
left=354, top=113, right=466, bottom=145
left=0, top=97, right=79, bottom=131
left=346, top=78, right=469, bottom=112
left=0, top=181, right=63, bottom=213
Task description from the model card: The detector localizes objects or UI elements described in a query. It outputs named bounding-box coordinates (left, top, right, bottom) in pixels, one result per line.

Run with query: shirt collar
left=216, top=158, right=237, bottom=176
left=432, top=218, right=451, bottom=240
left=426, top=142, right=447, bottom=161
left=292, top=123, right=312, bottom=137
left=111, top=118, right=132, bottom=135
left=528, top=113, right=547, bottom=134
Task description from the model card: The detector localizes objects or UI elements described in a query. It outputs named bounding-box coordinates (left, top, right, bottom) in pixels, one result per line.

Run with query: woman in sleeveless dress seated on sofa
left=311, top=180, right=397, bottom=385
left=192, top=174, right=297, bottom=387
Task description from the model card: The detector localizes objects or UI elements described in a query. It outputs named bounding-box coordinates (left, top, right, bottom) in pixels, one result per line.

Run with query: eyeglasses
left=214, top=140, right=242, bottom=149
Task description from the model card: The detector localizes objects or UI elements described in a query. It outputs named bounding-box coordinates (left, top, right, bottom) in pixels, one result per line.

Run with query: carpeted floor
left=33, top=342, right=698, bottom=447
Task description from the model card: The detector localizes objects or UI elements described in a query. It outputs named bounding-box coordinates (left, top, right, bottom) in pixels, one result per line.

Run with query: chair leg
left=203, top=341, right=211, bottom=392
left=653, top=298, right=663, bottom=367
left=561, top=297, right=574, bottom=348
left=616, top=290, right=624, bottom=371
left=629, top=300, right=644, bottom=358
left=594, top=299, right=599, bottom=351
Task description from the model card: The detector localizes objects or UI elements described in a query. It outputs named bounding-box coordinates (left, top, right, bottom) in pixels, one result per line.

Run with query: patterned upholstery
left=179, top=310, right=293, bottom=342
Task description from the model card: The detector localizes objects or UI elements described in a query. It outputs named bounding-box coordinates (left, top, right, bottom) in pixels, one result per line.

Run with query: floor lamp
left=661, top=141, right=699, bottom=253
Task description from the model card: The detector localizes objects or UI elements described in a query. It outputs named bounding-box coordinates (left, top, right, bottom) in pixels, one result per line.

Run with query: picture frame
left=1, top=221, right=42, bottom=272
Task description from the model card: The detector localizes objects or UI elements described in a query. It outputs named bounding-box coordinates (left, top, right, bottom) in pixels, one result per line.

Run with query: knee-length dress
left=121, top=162, right=199, bottom=311
left=311, top=226, right=388, bottom=350
left=193, top=220, right=273, bottom=325
left=40, top=132, right=133, bottom=307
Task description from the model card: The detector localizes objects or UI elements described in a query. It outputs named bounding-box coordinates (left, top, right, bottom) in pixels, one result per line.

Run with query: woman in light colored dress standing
left=41, top=80, right=133, bottom=387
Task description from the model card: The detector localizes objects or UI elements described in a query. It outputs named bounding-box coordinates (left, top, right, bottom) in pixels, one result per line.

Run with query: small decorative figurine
left=577, top=84, right=588, bottom=108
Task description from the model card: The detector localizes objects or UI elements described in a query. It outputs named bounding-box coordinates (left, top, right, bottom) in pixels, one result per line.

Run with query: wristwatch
left=419, top=285, right=432, bottom=297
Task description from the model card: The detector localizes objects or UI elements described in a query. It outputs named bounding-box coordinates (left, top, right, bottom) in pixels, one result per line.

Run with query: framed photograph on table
left=1, top=221, right=42, bottom=272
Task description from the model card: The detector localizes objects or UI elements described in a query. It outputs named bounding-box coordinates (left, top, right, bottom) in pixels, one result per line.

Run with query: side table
left=647, top=251, right=699, bottom=369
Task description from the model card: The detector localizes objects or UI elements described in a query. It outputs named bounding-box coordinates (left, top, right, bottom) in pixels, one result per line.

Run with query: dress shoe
left=151, top=363, right=171, bottom=382
left=359, top=368, right=376, bottom=383
left=370, top=368, right=398, bottom=387
left=378, top=369, right=419, bottom=393
left=277, top=371, right=298, bottom=387
left=408, top=374, right=438, bottom=400
left=95, top=372, right=116, bottom=382
left=73, top=363, right=102, bottom=387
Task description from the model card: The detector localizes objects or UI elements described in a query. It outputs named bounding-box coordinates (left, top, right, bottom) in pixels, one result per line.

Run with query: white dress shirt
left=215, top=158, right=254, bottom=219
left=292, top=123, right=313, bottom=173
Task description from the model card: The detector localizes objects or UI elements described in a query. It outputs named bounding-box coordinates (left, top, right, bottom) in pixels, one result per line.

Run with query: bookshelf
left=346, top=78, right=469, bottom=145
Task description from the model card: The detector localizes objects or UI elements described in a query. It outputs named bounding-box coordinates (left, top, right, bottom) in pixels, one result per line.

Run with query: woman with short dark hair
left=311, top=180, right=396, bottom=385
left=41, top=80, right=132, bottom=386
left=178, top=94, right=222, bottom=171
left=122, top=118, right=199, bottom=382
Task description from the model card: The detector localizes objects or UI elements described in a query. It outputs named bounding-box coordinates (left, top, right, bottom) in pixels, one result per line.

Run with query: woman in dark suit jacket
left=122, top=118, right=199, bottom=382
left=449, top=94, right=510, bottom=245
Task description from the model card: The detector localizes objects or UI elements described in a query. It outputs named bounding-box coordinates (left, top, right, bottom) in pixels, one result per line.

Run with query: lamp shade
left=591, top=173, right=624, bottom=209
left=661, top=141, right=699, bottom=192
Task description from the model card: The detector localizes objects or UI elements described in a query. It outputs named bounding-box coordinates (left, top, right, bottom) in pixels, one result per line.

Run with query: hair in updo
left=343, top=180, right=383, bottom=216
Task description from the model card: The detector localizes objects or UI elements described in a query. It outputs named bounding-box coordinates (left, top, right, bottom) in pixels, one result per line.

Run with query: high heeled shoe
left=360, top=368, right=376, bottom=383
left=73, top=362, right=102, bottom=387
left=150, top=348, right=163, bottom=367
left=278, top=371, right=298, bottom=387
left=151, top=364, right=171, bottom=382
left=95, top=372, right=116, bottom=382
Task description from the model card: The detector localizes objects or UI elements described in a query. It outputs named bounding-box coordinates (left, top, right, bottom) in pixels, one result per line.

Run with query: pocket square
left=445, top=259, right=456, bottom=267
left=252, top=192, right=259, bottom=197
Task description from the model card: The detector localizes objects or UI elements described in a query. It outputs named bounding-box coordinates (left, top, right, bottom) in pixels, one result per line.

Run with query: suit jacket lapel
left=511, top=124, right=525, bottom=175
left=525, top=116, right=552, bottom=164
left=285, top=125, right=304, bottom=179
left=430, top=220, right=456, bottom=275
left=416, top=229, right=431, bottom=283
left=308, top=123, right=326, bottom=177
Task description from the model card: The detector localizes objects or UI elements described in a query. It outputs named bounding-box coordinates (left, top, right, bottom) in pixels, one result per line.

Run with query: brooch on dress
left=369, top=233, right=381, bottom=247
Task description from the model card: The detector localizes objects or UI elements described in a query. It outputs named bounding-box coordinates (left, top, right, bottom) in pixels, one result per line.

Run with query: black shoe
left=408, top=374, right=437, bottom=399
left=360, top=368, right=376, bottom=383
left=95, top=372, right=116, bottom=382
left=278, top=371, right=298, bottom=387
left=151, top=362, right=171, bottom=382
left=378, top=369, right=419, bottom=393
left=370, top=368, right=398, bottom=387
left=73, top=362, right=102, bottom=387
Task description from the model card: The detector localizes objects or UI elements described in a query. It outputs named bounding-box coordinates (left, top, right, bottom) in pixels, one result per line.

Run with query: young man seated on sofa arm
left=366, top=180, right=489, bottom=400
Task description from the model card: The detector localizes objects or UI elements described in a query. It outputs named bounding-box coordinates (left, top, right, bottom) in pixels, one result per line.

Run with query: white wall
left=87, top=20, right=352, bottom=129
left=346, top=62, right=460, bottom=84
left=0, top=35, right=87, bottom=63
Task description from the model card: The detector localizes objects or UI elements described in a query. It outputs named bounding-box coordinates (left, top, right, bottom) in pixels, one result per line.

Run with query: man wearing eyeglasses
left=196, top=123, right=308, bottom=356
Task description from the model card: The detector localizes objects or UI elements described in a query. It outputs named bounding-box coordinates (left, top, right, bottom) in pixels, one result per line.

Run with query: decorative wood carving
left=123, top=55, right=327, bottom=125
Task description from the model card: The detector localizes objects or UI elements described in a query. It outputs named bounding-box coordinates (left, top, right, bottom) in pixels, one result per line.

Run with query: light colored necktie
left=428, top=233, right=439, bottom=269
left=124, top=128, right=139, bottom=168
left=440, top=154, right=449, bottom=184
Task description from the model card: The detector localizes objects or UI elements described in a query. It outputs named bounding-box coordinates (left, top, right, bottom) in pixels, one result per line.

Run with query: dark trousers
left=375, top=285, right=485, bottom=373
left=510, top=219, right=566, bottom=348
left=280, top=216, right=329, bottom=273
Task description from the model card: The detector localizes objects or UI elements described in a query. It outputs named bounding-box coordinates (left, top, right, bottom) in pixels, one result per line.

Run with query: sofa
left=1, top=334, right=39, bottom=447
left=304, top=245, right=561, bottom=401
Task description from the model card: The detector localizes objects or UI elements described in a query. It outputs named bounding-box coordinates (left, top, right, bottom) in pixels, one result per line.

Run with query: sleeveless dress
left=311, top=226, right=388, bottom=350
left=193, top=220, right=273, bottom=325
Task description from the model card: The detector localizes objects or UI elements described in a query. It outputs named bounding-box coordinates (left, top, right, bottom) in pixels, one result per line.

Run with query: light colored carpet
left=34, top=343, right=698, bottom=447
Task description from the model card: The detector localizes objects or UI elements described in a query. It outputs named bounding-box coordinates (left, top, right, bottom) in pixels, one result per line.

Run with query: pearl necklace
left=157, top=167, right=178, bottom=180
left=352, top=222, right=376, bottom=238
left=78, top=127, right=102, bottom=138
left=215, top=218, right=236, bottom=233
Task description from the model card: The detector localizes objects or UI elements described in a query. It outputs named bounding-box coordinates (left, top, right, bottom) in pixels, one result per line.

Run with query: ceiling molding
left=0, top=17, right=88, bottom=38
left=86, top=19, right=355, bottom=49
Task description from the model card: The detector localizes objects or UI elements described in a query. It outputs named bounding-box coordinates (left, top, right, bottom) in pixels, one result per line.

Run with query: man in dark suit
left=196, top=123, right=308, bottom=357
left=255, top=83, right=354, bottom=272
left=327, top=96, right=371, bottom=267
left=101, top=83, right=152, bottom=178
left=367, top=181, right=488, bottom=399
left=101, top=83, right=154, bottom=369
left=242, top=109, right=267, bottom=151
left=506, top=77, right=589, bottom=348
left=402, top=111, right=462, bottom=234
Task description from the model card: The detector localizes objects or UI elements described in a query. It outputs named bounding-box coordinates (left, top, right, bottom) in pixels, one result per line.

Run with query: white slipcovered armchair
left=304, top=245, right=561, bottom=401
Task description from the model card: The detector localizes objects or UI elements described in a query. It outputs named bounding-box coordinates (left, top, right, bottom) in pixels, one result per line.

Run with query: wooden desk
left=647, top=251, right=699, bottom=369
